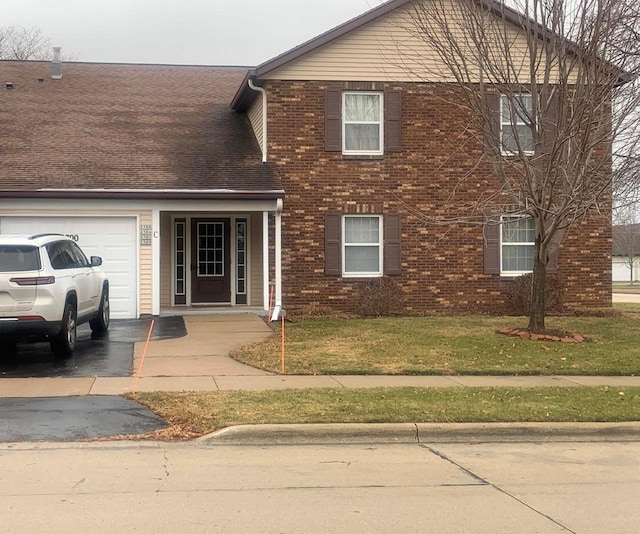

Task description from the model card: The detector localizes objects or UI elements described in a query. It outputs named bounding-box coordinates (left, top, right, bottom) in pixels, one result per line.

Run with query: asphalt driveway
left=0, top=316, right=186, bottom=378
left=0, top=317, right=185, bottom=441
left=0, top=396, right=167, bottom=441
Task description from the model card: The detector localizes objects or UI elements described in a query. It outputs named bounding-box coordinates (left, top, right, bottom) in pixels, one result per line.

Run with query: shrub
left=568, top=306, right=624, bottom=318
left=292, top=303, right=349, bottom=320
left=507, top=273, right=564, bottom=315
left=357, top=277, right=405, bottom=317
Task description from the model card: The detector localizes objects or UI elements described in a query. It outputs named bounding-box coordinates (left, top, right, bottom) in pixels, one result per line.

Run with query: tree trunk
left=528, top=246, right=546, bottom=333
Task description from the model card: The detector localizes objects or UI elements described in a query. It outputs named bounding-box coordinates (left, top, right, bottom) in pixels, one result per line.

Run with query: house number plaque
left=140, top=224, right=152, bottom=246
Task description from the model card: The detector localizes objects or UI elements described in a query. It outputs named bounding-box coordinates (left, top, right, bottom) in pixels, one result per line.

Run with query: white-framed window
left=342, top=92, right=383, bottom=155
left=236, top=218, right=247, bottom=303
left=342, top=215, right=383, bottom=277
left=197, top=221, right=224, bottom=276
left=500, top=94, right=534, bottom=155
left=501, top=215, right=535, bottom=274
left=174, top=219, right=186, bottom=298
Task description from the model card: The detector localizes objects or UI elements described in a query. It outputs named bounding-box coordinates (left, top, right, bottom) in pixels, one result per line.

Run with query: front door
left=191, top=218, right=231, bottom=304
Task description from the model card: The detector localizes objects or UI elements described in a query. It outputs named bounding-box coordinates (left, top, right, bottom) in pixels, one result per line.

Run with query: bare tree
left=613, top=206, right=640, bottom=283
left=0, top=26, right=51, bottom=60
left=0, top=26, right=77, bottom=61
left=392, top=0, right=640, bottom=331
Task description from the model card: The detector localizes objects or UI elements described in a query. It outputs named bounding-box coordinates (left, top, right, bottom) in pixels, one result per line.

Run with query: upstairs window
left=501, top=94, right=534, bottom=155
left=501, top=216, right=535, bottom=274
left=342, top=92, right=383, bottom=155
left=325, top=89, right=401, bottom=154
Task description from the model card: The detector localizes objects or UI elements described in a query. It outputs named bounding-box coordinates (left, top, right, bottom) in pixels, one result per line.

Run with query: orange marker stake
left=132, top=319, right=154, bottom=394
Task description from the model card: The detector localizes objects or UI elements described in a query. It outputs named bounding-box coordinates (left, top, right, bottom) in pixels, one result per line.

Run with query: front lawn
left=231, top=314, right=640, bottom=376
left=132, top=386, right=640, bottom=438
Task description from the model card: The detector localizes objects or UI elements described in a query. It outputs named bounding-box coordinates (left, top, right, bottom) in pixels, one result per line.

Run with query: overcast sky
left=1, top=0, right=379, bottom=66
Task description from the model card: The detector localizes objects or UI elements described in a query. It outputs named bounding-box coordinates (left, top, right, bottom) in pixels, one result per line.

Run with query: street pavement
left=1, top=439, right=639, bottom=533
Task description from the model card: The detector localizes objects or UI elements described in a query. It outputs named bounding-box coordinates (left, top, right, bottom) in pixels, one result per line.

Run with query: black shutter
left=384, top=214, right=402, bottom=274
left=540, top=89, right=560, bottom=156
left=547, top=245, right=559, bottom=274
left=325, top=88, right=342, bottom=152
left=485, top=92, right=501, bottom=154
left=483, top=216, right=501, bottom=274
left=325, top=214, right=342, bottom=275
left=384, top=90, right=402, bottom=153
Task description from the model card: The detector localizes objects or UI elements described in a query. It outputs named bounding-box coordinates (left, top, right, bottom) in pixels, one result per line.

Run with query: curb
left=197, top=422, right=640, bottom=445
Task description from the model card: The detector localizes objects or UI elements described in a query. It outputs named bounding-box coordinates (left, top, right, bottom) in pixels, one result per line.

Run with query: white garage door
left=0, top=216, right=138, bottom=318
left=613, top=261, right=630, bottom=282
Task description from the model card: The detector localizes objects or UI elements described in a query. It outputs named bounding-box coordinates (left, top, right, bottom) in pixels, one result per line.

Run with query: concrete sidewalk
left=2, top=312, right=640, bottom=398
left=612, top=292, right=640, bottom=303
left=2, top=374, right=640, bottom=398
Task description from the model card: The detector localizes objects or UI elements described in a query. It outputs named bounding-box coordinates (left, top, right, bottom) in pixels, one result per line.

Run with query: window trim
left=342, top=91, right=384, bottom=156
left=500, top=215, right=535, bottom=275
left=342, top=214, right=384, bottom=278
left=500, top=93, right=534, bottom=156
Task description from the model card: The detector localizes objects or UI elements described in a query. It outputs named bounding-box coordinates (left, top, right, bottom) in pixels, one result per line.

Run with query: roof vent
left=5, top=82, right=13, bottom=90
left=51, top=47, right=62, bottom=79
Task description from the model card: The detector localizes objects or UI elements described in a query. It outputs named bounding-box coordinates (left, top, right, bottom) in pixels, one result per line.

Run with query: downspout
left=247, top=77, right=276, bottom=317
left=248, top=78, right=267, bottom=164
left=271, top=198, right=283, bottom=321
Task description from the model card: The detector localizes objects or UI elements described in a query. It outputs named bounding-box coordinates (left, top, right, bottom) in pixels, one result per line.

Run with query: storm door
left=191, top=218, right=231, bottom=303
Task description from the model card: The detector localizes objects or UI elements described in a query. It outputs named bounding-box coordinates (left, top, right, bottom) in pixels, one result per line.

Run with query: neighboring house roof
left=0, top=61, right=283, bottom=200
left=613, top=224, right=640, bottom=256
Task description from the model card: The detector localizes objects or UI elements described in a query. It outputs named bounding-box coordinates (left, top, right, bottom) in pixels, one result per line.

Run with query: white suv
left=0, top=234, right=109, bottom=358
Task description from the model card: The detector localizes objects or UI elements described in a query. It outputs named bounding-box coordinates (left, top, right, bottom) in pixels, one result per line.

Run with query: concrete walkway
left=1, top=312, right=640, bottom=398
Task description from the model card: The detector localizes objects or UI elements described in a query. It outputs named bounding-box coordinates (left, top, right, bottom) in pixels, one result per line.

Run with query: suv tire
left=50, top=301, right=77, bottom=359
left=90, top=285, right=110, bottom=333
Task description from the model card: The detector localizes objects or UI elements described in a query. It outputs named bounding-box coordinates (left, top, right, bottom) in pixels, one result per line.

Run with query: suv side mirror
left=90, top=256, right=103, bottom=267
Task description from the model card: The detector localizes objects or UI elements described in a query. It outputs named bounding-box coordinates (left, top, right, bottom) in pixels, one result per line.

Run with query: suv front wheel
left=50, top=301, right=77, bottom=359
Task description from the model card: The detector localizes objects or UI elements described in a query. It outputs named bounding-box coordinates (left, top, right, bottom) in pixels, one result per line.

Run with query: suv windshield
left=0, top=245, right=41, bottom=272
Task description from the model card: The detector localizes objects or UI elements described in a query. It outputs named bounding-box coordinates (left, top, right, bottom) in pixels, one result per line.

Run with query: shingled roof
left=0, top=61, right=282, bottom=199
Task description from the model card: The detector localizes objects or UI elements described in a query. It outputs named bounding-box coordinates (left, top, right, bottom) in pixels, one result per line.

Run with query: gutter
left=0, top=189, right=285, bottom=200
left=247, top=78, right=268, bottom=164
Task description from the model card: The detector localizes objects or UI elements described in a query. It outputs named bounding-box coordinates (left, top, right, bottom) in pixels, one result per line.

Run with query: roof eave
left=230, top=69, right=257, bottom=111
left=0, top=189, right=285, bottom=201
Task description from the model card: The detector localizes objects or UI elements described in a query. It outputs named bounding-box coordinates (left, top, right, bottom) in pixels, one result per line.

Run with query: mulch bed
left=497, top=327, right=585, bottom=343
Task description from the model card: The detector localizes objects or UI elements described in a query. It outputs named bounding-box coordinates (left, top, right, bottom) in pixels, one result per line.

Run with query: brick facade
left=265, top=80, right=612, bottom=315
